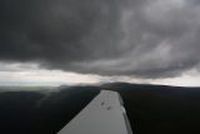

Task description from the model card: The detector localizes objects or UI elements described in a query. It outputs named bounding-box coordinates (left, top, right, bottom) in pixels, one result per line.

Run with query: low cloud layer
left=1, top=0, right=200, bottom=78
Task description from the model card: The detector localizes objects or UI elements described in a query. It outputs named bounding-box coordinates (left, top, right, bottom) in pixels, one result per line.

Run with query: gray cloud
left=1, top=0, right=200, bottom=78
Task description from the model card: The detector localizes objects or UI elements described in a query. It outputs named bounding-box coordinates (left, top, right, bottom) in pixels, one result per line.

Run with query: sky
left=1, top=0, right=200, bottom=87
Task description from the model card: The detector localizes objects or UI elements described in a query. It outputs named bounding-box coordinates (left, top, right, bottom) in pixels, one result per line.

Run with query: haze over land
left=1, top=83, right=200, bottom=134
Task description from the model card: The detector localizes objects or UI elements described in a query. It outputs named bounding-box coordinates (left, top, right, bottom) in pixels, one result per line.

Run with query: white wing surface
left=57, top=90, right=133, bottom=134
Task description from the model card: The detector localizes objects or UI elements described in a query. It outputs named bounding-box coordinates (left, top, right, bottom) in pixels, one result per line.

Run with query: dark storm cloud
left=1, top=0, right=200, bottom=78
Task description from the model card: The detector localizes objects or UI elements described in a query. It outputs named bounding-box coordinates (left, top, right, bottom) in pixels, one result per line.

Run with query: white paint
left=58, top=90, right=132, bottom=134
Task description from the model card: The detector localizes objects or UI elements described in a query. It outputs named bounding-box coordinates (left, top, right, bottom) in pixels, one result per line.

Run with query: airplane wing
left=57, top=90, right=133, bottom=134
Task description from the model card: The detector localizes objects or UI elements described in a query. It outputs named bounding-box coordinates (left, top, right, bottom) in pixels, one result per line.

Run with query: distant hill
left=0, top=83, right=200, bottom=134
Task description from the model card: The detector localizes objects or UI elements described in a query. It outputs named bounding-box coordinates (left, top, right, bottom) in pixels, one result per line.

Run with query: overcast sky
left=1, top=0, right=200, bottom=87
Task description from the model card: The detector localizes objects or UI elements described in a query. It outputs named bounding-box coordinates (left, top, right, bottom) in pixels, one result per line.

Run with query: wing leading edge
left=57, top=90, right=133, bottom=134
